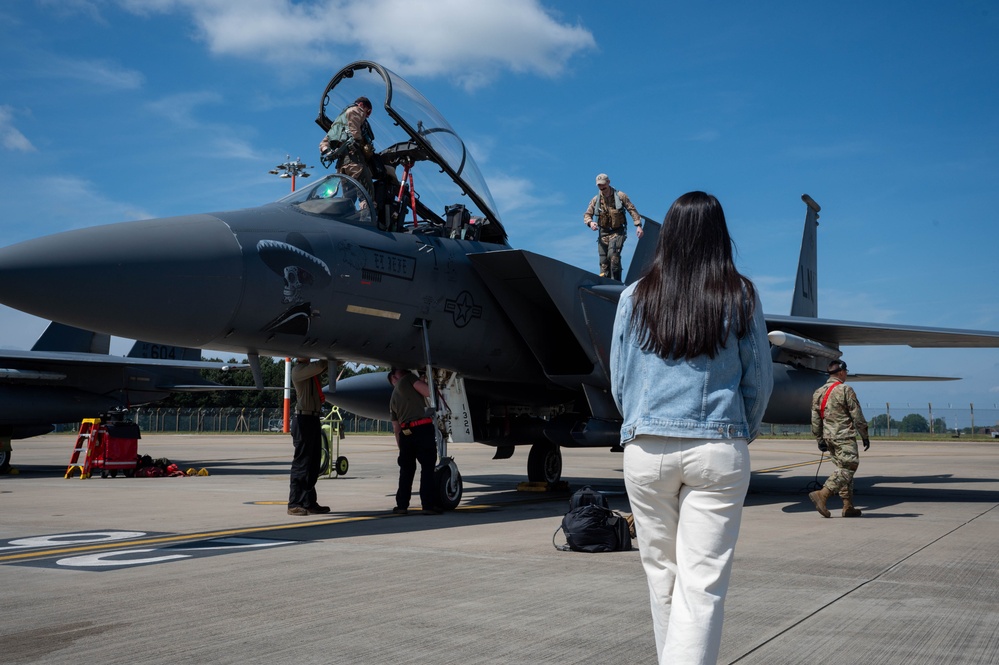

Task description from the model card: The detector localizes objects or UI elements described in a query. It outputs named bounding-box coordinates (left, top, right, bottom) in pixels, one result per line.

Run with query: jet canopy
left=315, top=61, right=507, bottom=244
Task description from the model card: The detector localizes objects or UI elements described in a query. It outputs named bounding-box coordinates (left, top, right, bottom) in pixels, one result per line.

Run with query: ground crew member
left=287, top=357, right=330, bottom=516
left=584, top=173, right=643, bottom=281
left=809, top=359, right=870, bottom=517
left=388, top=368, right=440, bottom=515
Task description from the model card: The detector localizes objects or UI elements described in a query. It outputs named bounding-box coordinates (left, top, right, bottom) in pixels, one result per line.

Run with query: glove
left=817, top=439, right=828, bottom=453
left=863, top=438, right=870, bottom=451
left=362, top=143, right=375, bottom=158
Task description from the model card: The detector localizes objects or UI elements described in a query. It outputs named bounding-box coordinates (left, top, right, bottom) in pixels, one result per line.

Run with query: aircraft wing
left=164, top=384, right=282, bottom=391
left=848, top=373, right=958, bottom=382
left=0, top=348, right=245, bottom=372
left=765, top=315, right=999, bottom=348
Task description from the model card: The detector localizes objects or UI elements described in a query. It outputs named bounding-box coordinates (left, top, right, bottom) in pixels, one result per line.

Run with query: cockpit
left=286, top=61, right=509, bottom=246
left=282, top=173, right=371, bottom=222
left=281, top=170, right=493, bottom=243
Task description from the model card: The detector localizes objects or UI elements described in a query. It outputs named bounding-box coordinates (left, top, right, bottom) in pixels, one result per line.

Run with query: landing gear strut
left=419, top=319, right=464, bottom=511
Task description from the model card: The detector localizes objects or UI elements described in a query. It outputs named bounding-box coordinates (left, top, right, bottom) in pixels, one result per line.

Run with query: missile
left=0, top=369, right=67, bottom=380
left=767, top=330, right=841, bottom=359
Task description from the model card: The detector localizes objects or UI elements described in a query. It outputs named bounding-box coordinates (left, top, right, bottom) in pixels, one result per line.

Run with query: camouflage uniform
left=335, top=104, right=375, bottom=197
left=583, top=188, right=641, bottom=281
left=811, top=377, right=869, bottom=498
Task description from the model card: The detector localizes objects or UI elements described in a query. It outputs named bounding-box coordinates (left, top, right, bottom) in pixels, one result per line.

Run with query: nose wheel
left=435, top=457, right=463, bottom=510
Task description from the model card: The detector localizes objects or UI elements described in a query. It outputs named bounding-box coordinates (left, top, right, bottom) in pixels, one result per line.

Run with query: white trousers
left=623, top=435, right=750, bottom=665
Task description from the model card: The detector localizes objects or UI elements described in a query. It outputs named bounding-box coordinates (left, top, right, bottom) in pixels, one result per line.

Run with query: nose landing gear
left=419, top=318, right=464, bottom=511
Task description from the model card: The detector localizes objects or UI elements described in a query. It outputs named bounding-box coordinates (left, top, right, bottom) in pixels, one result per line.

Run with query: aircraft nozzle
left=0, top=215, right=244, bottom=347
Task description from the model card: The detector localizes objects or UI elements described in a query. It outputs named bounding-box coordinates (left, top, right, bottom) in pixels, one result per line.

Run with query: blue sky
left=1, top=1, right=998, bottom=415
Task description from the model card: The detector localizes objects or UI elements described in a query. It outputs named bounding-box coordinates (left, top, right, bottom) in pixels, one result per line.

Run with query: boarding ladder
left=65, top=418, right=101, bottom=479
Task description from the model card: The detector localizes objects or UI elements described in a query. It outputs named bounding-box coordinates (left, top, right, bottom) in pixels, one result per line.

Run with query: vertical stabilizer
left=790, top=195, right=820, bottom=318
left=31, top=322, right=110, bottom=354
left=624, top=216, right=662, bottom=285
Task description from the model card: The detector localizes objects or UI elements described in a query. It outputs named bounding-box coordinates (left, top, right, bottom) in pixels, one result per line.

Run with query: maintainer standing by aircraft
left=287, top=358, right=331, bottom=516
left=809, top=359, right=870, bottom=518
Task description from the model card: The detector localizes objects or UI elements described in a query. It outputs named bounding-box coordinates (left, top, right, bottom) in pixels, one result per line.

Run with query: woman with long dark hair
left=611, top=191, right=773, bottom=664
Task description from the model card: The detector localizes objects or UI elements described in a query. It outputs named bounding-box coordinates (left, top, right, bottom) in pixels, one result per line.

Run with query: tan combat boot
left=842, top=497, right=862, bottom=517
left=808, top=487, right=833, bottom=518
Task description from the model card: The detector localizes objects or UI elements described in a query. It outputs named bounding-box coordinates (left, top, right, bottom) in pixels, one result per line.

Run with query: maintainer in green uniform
left=809, top=359, right=870, bottom=518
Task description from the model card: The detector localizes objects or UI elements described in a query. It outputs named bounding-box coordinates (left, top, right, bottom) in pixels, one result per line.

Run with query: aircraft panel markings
left=346, top=305, right=402, bottom=320
left=361, top=247, right=415, bottom=280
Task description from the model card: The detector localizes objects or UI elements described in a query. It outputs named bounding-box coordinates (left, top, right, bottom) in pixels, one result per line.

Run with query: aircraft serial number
left=364, top=248, right=415, bottom=279
left=139, top=344, right=178, bottom=359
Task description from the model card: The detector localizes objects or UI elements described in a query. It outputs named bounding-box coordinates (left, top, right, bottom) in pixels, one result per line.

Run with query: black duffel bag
left=553, top=504, right=632, bottom=553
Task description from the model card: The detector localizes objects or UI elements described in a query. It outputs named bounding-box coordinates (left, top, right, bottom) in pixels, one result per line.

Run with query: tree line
left=868, top=413, right=947, bottom=434
left=158, top=358, right=381, bottom=409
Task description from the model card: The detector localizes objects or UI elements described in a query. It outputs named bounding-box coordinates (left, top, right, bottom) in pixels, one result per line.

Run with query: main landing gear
left=527, top=441, right=563, bottom=483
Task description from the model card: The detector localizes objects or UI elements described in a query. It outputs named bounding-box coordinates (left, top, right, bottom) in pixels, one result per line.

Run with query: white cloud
left=31, top=56, right=144, bottom=90
left=117, top=0, right=595, bottom=89
left=488, top=172, right=549, bottom=217
left=29, top=175, right=154, bottom=229
left=206, top=135, right=265, bottom=161
left=144, top=91, right=224, bottom=126
left=0, top=106, right=35, bottom=152
left=685, top=129, right=721, bottom=142
left=36, top=0, right=106, bottom=23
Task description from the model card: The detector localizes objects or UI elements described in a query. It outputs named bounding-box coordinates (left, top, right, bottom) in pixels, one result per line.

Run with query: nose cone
left=0, top=214, right=244, bottom=347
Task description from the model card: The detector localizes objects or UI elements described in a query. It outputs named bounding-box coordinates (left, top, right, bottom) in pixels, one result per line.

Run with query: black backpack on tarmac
left=554, top=486, right=633, bottom=553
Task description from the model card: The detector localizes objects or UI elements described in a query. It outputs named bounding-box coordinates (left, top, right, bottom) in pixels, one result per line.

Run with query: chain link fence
left=53, top=407, right=393, bottom=435
left=50, top=403, right=999, bottom=439
left=766, top=403, right=999, bottom=438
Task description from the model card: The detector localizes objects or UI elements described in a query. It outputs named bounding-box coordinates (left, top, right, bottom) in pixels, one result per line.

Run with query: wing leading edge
left=766, top=314, right=999, bottom=348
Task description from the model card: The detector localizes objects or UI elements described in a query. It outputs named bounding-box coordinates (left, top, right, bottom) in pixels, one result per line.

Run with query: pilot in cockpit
left=325, top=96, right=376, bottom=199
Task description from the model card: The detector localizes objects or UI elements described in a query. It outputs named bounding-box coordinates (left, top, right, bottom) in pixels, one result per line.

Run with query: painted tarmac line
left=0, top=504, right=496, bottom=564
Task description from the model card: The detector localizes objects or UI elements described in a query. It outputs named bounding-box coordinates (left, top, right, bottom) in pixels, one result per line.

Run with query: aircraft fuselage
left=0, top=205, right=545, bottom=389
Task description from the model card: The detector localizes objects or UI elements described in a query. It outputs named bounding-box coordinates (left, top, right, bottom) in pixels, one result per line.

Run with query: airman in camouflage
left=808, top=359, right=870, bottom=518
left=583, top=173, right=643, bottom=281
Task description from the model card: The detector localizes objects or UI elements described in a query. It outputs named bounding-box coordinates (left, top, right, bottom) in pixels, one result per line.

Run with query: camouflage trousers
left=336, top=150, right=373, bottom=199
left=598, top=231, right=626, bottom=281
left=822, top=438, right=859, bottom=498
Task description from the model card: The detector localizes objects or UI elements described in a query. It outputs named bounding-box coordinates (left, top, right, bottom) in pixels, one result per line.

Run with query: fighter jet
left=0, top=321, right=245, bottom=472
left=0, top=61, right=996, bottom=506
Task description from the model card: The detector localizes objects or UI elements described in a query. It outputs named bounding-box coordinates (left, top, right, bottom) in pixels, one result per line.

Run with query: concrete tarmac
left=2, top=434, right=998, bottom=664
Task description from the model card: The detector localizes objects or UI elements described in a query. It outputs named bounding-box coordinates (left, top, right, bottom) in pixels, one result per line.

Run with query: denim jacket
left=610, top=281, right=773, bottom=443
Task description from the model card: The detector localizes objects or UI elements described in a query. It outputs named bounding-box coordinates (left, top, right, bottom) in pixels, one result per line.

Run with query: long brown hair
left=630, top=191, right=757, bottom=360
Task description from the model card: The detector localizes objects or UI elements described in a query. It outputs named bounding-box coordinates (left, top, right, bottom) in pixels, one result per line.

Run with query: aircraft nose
left=0, top=214, right=244, bottom=347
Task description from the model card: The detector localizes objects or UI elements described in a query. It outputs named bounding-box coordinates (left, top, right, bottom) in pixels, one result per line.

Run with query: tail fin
left=31, top=322, right=110, bottom=354
left=624, top=215, right=662, bottom=285
left=790, top=195, right=820, bottom=318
